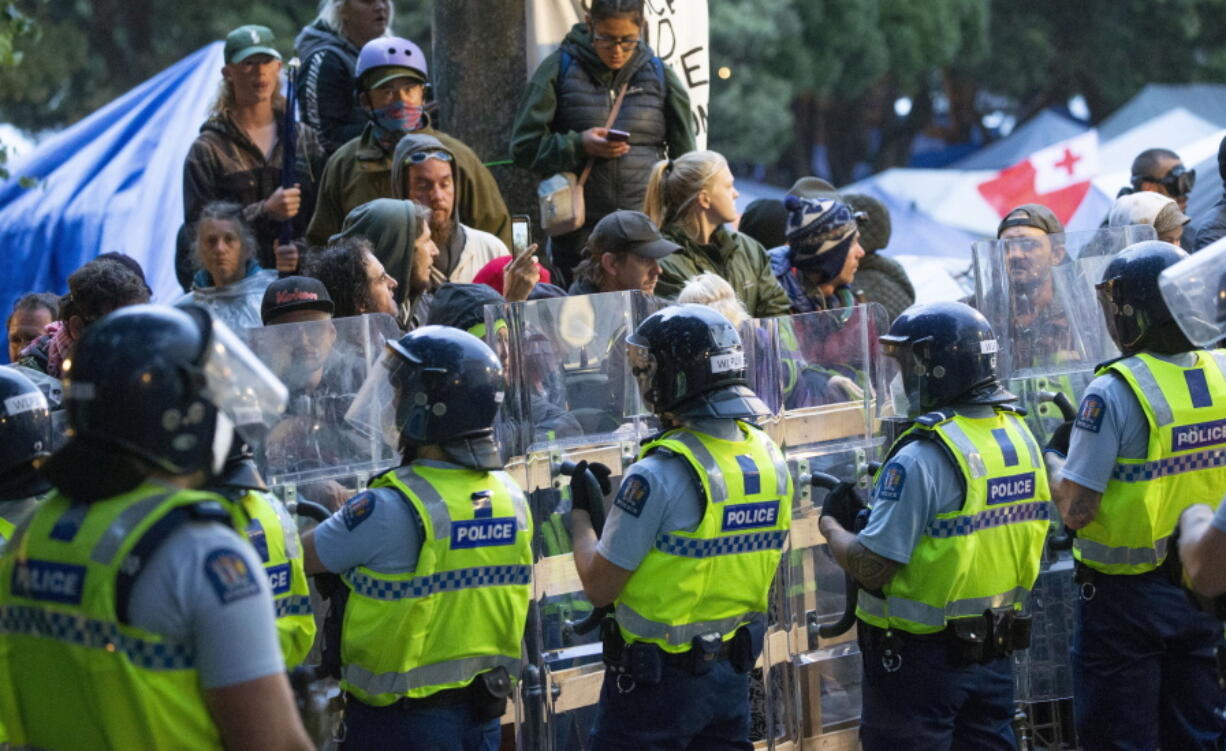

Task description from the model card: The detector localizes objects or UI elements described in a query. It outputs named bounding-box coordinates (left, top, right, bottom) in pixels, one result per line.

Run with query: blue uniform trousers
left=341, top=697, right=500, bottom=751
left=588, top=660, right=752, bottom=750
left=859, top=626, right=1017, bottom=750
left=1072, top=568, right=1225, bottom=751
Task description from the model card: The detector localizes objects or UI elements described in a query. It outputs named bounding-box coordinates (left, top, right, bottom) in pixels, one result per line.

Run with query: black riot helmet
left=881, top=301, right=1013, bottom=416
left=626, top=304, right=769, bottom=420
left=56, top=304, right=288, bottom=478
left=0, top=367, right=53, bottom=500
left=348, top=325, right=506, bottom=468
left=1097, top=240, right=1191, bottom=355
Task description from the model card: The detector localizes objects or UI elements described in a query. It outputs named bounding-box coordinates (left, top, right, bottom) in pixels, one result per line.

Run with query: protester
left=1116, top=147, right=1196, bottom=251
left=175, top=201, right=278, bottom=330
left=303, top=236, right=399, bottom=319
left=181, top=25, right=326, bottom=288
left=676, top=272, right=749, bottom=327
left=568, top=209, right=678, bottom=295
left=736, top=198, right=788, bottom=252
left=511, top=0, right=696, bottom=285
left=472, top=255, right=551, bottom=302
left=771, top=195, right=867, bottom=313
left=296, top=0, right=393, bottom=156
left=17, top=258, right=150, bottom=377
left=1106, top=191, right=1191, bottom=246
left=647, top=150, right=791, bottom=317
left=1193, top=134, right=1226, bottom=251
left=307, top=37, right=512, bottom=248
left=390, top=133, right=509, bottom=283
left=841, top=193, right=914, bottom=324
left=6, top=293, right=57, bottom=363
left=326, top=198, right=437, bottom=327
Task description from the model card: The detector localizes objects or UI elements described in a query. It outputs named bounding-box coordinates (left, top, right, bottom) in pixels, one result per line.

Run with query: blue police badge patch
left=613, top=474, right=650, bottom=518
left=1075, top=394, right=1105, bottom=433
left=343, top=491, right=376, bottom=530
left=876, top=462, right=906, bottom=502
left=204, top=549, right=261, bottom=604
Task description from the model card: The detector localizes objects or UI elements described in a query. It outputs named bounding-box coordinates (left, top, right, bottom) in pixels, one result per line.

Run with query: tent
left=1096, top=83, right=1226, bottom=142
left=952, top=109, right=1089, bottom=171
left=0, top=42, right=224, bottom=351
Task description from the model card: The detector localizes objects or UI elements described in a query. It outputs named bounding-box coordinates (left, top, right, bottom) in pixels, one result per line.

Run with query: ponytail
left=641, top=150, right=729, bottom=244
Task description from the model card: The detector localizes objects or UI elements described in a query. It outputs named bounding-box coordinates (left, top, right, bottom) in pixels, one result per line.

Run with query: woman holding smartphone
left=511, top=0, right=697, bottom=286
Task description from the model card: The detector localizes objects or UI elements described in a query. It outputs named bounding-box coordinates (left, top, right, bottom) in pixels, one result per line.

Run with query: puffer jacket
left=656, top=226, right=791, bottom=318
left=295, top=21, right=365, bottom=156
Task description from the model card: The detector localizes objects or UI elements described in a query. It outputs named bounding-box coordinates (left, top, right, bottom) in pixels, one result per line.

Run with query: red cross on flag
left=977, top=131, right=1099, bottom=226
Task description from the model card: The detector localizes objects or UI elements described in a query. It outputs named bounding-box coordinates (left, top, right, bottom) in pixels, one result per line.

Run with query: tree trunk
left=432, top=0, right=538, bottom=234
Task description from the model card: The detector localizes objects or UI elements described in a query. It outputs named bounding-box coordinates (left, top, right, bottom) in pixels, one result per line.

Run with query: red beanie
left=472, top=255, right=551, bottom=295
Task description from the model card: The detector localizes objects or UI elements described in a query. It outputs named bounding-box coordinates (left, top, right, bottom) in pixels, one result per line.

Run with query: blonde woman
left=676, top=272, right=749, bottom=326
left=644, top=151, right=791, bottom=317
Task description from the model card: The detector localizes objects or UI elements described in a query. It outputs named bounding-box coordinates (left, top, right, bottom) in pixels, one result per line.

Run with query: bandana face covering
left=371, top=101, right=425, bottom=143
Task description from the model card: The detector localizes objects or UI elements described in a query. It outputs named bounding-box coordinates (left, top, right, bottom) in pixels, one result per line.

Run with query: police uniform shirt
left=127, top=521, right=285, bottom=689
left=1058, top=353, right=1198, bottom=491
left=597, top=418, right=741, bottom=572
left=859, top=434, right=965, bottom=564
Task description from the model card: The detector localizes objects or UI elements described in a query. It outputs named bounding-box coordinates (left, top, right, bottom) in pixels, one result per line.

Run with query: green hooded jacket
left=307, top=122, right=512, bottom=250
left=329, top=198, right=431, bottom=329
left=655, top=225, right=792, bottom=318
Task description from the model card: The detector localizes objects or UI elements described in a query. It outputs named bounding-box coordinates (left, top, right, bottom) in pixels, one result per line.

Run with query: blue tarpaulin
left=0, top=42, right=224, bottom=360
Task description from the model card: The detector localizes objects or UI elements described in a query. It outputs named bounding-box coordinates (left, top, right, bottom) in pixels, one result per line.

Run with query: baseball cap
left=588, top=210, right=680, bottom=260
left=788, top=176, right=839, bottom=200
left=261, top=276, right=334, bottom=324
left=1107, top=191, right=1190, bottom=235
left=362, top=66, right=427, bottom=92
left=224, top=25, right=281, bottom=65
left=996, top=204, right=1063, bottom=238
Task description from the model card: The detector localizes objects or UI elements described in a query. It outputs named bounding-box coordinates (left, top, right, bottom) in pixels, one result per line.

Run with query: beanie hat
left=784, top=195, right=858, bottom=283
left=738, top=199, right=788, bottom=250
left=842, top=193, right=891, bottom=253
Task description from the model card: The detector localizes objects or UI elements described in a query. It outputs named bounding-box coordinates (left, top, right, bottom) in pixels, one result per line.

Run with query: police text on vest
left=1171, top=418, right=1226, bottom=452
left=986, top=472, right=1036, bottom=505
left=722, top=501, right=780, bottom=532
left=265, top=562, right=291, bottom=596
left=11, top=560, right=86, bottom=604
left=451, top=517, right=517, bottom=549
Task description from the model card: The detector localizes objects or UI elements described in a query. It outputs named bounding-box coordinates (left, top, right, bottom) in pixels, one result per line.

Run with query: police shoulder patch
left=1075, top=394, right=1106, bottom=433
left=613, top=474, right=650, bottom=518
left=342, top=491, right=377, bottom=531
left=204, top=548, right=261, bottom=605
left=875, top=462, right=906, bottom=502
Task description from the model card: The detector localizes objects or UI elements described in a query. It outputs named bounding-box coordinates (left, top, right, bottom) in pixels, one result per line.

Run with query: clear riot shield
left=972, top=225, right=1153, bottom=720
left=768, top=303, right=886, bottom=747
left=241, top=313, right=401, bottom=508
left=490, top=290, right=654, bottom=751
left=1160, top=235, right=1226, bottom=348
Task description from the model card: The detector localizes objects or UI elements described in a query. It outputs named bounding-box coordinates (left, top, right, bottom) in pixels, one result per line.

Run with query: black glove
left=820, top=481, right=866, bottom=531
left=1045, top=421, right=1074, bottom=457
left=569, top=460, right=612, bottom=514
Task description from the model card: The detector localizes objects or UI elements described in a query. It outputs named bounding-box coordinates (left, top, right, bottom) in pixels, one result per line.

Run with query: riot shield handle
left=559, top=460, right=613, bottom=636
left=293, top=499, right=332, bottom=523
left=810, top=471, right=865, bottom=641
left=1038, top=390, right=1076, bottom=552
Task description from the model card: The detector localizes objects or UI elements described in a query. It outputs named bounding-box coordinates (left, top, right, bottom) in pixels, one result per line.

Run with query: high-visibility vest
left=0, top=482, right=234, bottom=749
left=857, top=408, right=1051, bottom=635
left=1075, top=350, right=1226, bottom=575
left=616, top=422, right=792, bottom=653
left=339, top=464, right=532, bottom=706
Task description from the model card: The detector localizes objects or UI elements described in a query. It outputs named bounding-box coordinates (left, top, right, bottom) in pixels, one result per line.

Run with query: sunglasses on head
left=404, top=150, right=453, bottom=165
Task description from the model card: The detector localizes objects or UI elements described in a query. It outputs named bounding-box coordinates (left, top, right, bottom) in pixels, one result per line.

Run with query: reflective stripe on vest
left=613, top=601, right=767, bottom=649
left=342, top=654, right=520, bottom=697
left=857, top=586, right=1032, bottom=630
left=1077, top=351, right=1226, bottom=574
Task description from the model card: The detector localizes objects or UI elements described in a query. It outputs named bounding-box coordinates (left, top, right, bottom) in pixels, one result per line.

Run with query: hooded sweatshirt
left=391, top=134, right=509, bottom=283
left=329, top=198, right=432, bottom=329
left=295, top=20, right=365, bottom=156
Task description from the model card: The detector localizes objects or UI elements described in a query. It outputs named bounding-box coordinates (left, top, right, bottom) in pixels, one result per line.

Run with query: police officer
left=1048, top=241, right=1226, bottom=749
left=0, top=304, right=312, bottom=751
left=301, top=325, right=532, bottom=749
left=820, top=301, right=1050, bottom=750
left=0, top=367, right=53, bottom=547
left=570, top=304, right=792, bottom=749
left=208, top=435, right=316, bottom=668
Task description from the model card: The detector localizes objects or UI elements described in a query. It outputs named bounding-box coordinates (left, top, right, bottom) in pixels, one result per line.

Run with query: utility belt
left=1074, top=559, right=1185, bottom=602
left=345, top=666, right=512, bottom=723
left=600, top=617, right=764, bottom=686
left=859, top=607, right=1032, bottom=669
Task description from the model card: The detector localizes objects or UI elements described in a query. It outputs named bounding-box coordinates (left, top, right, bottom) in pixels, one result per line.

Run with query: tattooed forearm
left=846, top=541, right=901, bottom=591
left=1058, top=483, right=1102, bottom=530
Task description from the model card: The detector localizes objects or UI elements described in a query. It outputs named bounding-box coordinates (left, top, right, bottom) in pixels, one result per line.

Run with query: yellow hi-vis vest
left=231, top=490, right=316, bottom=668
left=1075, top=350, right=1226, bottom=575
left=0, top=518, right=12, bottom=547
left=616, top=422, right=793, bottom=653
left=340, top=463, right=532, bottom=706
left=0, top=482, right=232, bottom=750
left=857, top=408, right=1051, bottom=635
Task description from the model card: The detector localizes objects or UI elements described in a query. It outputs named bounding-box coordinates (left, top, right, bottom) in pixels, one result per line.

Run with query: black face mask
left=1133, top=163, right=1196, bottom=198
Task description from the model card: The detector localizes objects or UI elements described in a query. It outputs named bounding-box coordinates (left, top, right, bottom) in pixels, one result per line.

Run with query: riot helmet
left=347, top=325, right=506, bottom=468
left=626, top=304, right=769, bottom=420
left=880, top=301, right=1013, bottom=417
left=56, top=304, right=288, bottom=477
left=0, top=367, right=52, bottom=500
left=1097, top=240, right=1191, bottom=355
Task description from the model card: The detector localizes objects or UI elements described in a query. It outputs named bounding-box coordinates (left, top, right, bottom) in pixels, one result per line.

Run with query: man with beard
left=391, top=133, right=509, bottom=284
left=306, top=37, right=512, bottom=249
left=567, top=210, right=679, bottom=296
left=996, top=204, right=1075, bottom=371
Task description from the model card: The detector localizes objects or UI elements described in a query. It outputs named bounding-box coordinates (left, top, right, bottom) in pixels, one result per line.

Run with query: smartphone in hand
left=512, top=215, right=532, bottom=257
left=606, top=129, right=631, bottom=143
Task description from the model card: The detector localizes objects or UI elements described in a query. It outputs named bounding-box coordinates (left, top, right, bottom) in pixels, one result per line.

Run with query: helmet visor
left=879, top=334, right=924, bottom=417
left=1159, top=237, right=1226, bottom=347
left=626, top=337, right=657, bottom=415
left=200, top=317, right=288, bottom=441
left=345, top=346, right=403, bottom=452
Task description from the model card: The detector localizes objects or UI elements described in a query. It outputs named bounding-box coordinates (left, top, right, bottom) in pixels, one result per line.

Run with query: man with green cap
left=181, top=25, right=326, bottom=288
left=306, top=37, right=512, bottom=251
